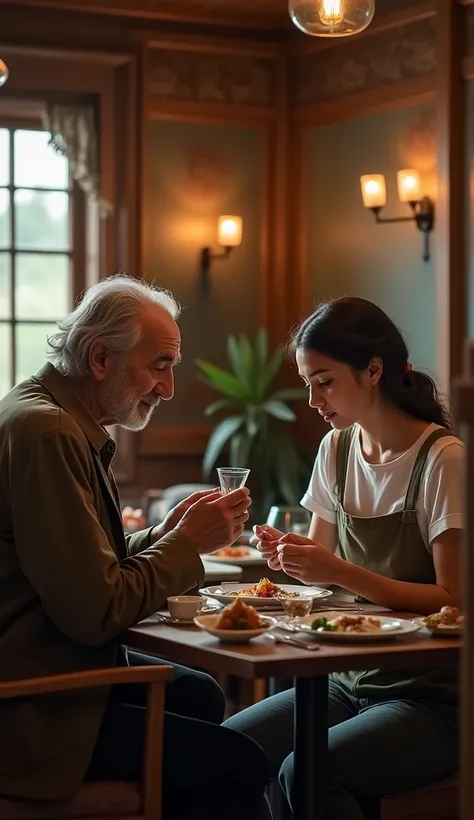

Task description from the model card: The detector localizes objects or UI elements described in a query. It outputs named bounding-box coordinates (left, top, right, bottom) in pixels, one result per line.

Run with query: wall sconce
left=360, top=169, right=435, bottom=262
left=200, top=215, right=243, bottom=290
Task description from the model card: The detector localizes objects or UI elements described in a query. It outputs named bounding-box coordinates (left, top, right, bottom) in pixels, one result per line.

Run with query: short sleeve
left=423, top=440, right=465, bottom=544
left=301, top=430, right=339, bottom=523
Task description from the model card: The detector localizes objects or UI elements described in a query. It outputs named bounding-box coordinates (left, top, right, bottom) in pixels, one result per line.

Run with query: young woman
left=224, top=297, right=462, bottom=820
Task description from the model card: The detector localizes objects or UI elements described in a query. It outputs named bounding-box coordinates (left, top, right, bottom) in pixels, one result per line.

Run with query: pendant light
left=289, top=0, right=375, bottom=38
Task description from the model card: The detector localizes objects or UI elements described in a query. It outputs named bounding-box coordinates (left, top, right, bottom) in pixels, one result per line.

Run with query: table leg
left=292, top=675, right=329, bottom=820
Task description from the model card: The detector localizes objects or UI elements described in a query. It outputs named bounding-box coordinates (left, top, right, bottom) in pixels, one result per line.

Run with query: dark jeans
left=224, top=678, right=458, bottom=820
left=86, top=651, right=270, bottom=820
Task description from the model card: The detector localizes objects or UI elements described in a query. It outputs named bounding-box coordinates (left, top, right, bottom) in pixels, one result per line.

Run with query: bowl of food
left=194, top=598, right=277, bottom=643
left=419, top=606, right=463, bottom=636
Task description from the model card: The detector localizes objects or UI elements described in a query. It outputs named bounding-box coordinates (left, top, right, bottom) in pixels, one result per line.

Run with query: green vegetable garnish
left=311, top=618, right=337, bottom=632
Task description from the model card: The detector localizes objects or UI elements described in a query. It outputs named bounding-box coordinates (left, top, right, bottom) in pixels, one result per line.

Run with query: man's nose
left=156, top=372, right=174, bottom=401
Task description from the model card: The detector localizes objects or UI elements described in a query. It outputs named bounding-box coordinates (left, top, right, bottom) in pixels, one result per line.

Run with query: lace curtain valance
left=42, top=104, right=113, bottom=218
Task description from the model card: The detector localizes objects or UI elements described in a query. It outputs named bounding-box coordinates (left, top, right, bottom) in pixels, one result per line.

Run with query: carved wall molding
left=147, top=45, right=276, bottom=108
left=293, top=17, right=437, bottom=108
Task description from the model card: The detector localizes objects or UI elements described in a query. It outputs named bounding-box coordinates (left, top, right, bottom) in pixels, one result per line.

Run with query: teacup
left=167, top=595, right=203, bottom=621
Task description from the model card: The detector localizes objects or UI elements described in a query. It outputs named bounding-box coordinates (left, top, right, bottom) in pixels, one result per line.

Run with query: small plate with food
left=294, top=611, right=421, bottom=642
left=204, top=546, right=265, bottom=565
left=416, top=606, right=463, bottom=636
left=200, top=578, right=332, bottom=609
left=194, top=598, right=277, bottom=643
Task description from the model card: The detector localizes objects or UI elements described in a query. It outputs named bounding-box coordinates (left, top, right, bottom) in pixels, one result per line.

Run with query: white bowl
left=193, top=613, right=277, bottom=643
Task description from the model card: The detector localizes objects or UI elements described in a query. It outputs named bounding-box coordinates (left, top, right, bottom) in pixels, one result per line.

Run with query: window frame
left=0, top=118, right=86, bottom=389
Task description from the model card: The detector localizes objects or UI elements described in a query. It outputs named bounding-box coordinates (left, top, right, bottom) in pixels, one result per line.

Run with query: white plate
left=200, top=583, right=332, bottom=609
left=194, top=613, right=277, bottom=642
left=205, top=547, right=265, bottom=565
left=414, top=617, right=462, bottom=637
left=294, top=611, right=421, bottom=642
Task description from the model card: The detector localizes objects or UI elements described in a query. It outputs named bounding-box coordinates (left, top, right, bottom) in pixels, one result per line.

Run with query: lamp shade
left=0, top=60, right=8, bottom=88
left=360, top=175, right=387, bottom=209
left=397, top=169, right=422, bottom=203
left=289, top=0, right=375, bottom=38
left=217, top=215, right=242, bottom=248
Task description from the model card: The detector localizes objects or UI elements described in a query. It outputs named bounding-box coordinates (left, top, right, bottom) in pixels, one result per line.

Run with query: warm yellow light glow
left=360, top=175, right=387, bottom=209
left=397, top=169, right=422, bottom=203
left=320, top=0, right=344, bottom=27
left=217, top=215, right=243, bottom=248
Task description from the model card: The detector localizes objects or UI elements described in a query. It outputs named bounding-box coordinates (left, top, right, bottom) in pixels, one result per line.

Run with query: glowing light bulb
left=0, top=60, right=9, bottom=88
left=289, top=0, right=375, bottom=38
left=320, top=0, right=344, bottom=27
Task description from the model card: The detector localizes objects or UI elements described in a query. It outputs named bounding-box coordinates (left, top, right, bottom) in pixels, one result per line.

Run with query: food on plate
left=211, top=546, right=250, bottom=558
left=215, top=598, right=263, bottom=631
left=311, top=614, right=382, bottom=633
left=423, top=606, right=463, bottom=629
left=228, top=578, right=300, bottom=599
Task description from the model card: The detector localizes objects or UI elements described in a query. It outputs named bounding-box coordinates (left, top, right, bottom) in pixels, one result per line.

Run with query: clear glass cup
left=266, top=505, right=310, bottom=535
left=217, top=467, right=250, bottom=495
left=279, top=596, right=314, bottom=619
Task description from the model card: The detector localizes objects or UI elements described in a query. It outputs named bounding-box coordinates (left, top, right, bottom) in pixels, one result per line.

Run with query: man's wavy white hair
left=47, top=273, right=180, bottom=378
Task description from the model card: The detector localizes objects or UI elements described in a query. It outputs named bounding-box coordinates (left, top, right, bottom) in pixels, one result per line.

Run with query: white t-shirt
left=301, top=423, right=464, bottom=551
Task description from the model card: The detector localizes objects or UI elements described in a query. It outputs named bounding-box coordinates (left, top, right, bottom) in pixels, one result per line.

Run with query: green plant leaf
left=259, top=344, right=284, bottom=398
left=196, top=360, right=246, bottom=400
left=264, top=400, right=296, bottom=422
left=274, top=433, right=306, bottom=504
left=255, top=328, right=268, bottom=368
left=204, top=399, right=233, bottom=417
left=230, top=430, right=254, bottom=467
left=227, top=335, right=251, bottom=392
left=271, top=387, right=308, bottom=403
left=202, top=416, right=244, bottom=476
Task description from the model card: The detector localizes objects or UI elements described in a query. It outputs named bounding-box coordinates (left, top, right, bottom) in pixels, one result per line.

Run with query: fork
left=271, top=633, right=320, bottom=651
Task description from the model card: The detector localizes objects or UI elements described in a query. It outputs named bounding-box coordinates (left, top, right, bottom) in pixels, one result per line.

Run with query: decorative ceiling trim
left=6, top=0, right=287, bottom=29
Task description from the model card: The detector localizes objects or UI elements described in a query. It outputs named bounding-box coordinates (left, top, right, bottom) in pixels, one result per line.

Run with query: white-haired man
left=0, top=275, right=269, bottom=820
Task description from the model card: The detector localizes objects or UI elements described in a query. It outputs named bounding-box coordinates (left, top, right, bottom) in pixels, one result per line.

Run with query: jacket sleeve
left=12, top=429, right=204, bottom=647
left=125, top=528, right=155, bottom=556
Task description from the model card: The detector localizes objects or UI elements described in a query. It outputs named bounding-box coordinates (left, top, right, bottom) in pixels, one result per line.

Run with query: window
left=0, top=127, right=73, bottom=397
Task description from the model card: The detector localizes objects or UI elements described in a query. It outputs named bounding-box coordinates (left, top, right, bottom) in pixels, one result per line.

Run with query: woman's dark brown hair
left=291, top=297, right=451, bottom=430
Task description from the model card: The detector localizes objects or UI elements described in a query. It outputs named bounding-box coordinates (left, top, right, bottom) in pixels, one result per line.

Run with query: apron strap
left=404, top=427, right=453, bottom=511
left=336, top=426, right=356, bottom=505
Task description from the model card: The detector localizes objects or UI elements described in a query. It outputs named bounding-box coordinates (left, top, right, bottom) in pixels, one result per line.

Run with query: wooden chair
left=0, top=664, right=173, bottom=820
left=379, top=772, right=459, bottom=820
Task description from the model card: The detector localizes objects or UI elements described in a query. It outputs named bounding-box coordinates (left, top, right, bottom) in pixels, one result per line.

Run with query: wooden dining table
left=126, top=610, right=460, bottom=820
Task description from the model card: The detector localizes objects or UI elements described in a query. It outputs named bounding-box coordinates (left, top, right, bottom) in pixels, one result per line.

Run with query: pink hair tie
left=405, top=362, right=413, bottom=373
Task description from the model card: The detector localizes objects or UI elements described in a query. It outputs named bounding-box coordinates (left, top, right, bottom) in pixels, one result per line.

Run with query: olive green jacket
left=0, top=364, right=204, bottom=800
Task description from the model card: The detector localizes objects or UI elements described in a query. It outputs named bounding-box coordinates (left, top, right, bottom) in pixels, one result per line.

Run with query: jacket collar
left=34, top=363, right=114, bottom=461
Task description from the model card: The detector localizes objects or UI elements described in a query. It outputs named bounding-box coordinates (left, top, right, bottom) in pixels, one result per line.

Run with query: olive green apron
left=333, top=426, right=458, bottom=701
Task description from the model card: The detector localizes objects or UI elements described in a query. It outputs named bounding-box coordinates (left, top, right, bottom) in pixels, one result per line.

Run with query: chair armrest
left=0, top=665, right=174, bottom=699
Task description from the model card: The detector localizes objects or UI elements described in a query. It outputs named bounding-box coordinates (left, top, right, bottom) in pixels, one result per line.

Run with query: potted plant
left=195, top=329, right=310, bottom=521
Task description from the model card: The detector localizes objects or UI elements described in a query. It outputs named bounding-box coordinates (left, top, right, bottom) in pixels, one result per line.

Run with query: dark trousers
left=86, top=651, right=270, bottom=820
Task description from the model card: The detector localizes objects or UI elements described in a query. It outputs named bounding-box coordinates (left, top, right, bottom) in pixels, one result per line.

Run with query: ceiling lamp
left=0, top=59, right=8, bottom=88
left=289, top=0, right=375, bottom=37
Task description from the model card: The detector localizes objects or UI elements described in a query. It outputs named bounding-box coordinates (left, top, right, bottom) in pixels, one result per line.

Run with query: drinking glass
left=266, top=505, right=310, bottom=535
left=217, top=467, right=250, bottom=495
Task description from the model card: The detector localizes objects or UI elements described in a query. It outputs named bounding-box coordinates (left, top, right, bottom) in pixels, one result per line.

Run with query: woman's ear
left=367, top=356, right=383, bottom=385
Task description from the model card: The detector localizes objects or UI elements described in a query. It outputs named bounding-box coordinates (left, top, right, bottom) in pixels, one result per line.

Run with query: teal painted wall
left=307, top=104, right=437, bottom=375
left=145, top=120, right=262, bottom=426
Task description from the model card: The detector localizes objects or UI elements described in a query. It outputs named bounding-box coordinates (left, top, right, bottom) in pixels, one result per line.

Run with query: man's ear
left=89, top=340, right=109, bottom=382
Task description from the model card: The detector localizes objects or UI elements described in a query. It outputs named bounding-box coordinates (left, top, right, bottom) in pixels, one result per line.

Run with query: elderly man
left=0, top=275, right=268, bottom=820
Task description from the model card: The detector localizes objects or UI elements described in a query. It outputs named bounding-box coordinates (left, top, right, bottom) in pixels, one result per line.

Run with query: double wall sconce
left=199, top=215, right=243, bottom=290
left=360, top=170, right=435, bottom=262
